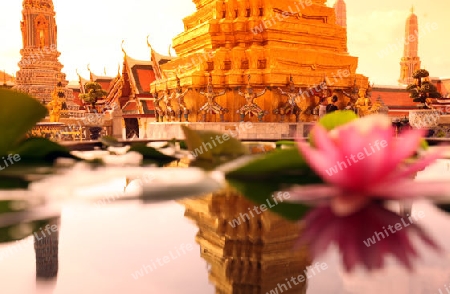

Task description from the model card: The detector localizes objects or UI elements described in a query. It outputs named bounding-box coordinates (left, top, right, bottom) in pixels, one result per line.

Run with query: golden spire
left=410, top=5, right=414, bottom=14
left=146, top=35, right=152, bottom=50
left=168, top=44, right=172, bottom=57
left=121, top=40, right=127, bottom=57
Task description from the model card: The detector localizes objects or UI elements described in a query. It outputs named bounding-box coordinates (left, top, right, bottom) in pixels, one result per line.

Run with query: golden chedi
left=152, top=0, right=368, bottom=123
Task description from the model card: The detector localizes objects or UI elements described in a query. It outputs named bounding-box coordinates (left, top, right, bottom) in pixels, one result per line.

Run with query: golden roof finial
left=121, top=40, right=127, bottom=57
left=87, top=63, right=91, bottom=73
left=168, top=44, right=172, bottom=57
left=411, top=5, right=414, bottom=14
left=146, top=35, right=152, bottom=49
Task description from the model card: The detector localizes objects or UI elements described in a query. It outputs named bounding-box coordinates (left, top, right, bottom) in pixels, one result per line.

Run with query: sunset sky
left=0, top=0, right=448, bottom=85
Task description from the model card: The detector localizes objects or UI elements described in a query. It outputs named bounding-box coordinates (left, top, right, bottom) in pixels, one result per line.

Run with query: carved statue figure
left=47, top=89, right=63, bottom=122
left=153, top=85, right=165, bottom=122
left=237, top=75, right=267, bottom=122
left=274, top=75, right=302, bottom=122
left=354, top=89, right=372, bottom=117
left=175, top=76, right=190, bottom=122
left=198, top=75, right=228, bottom=122
left=162, top=87, right=176, bottom=122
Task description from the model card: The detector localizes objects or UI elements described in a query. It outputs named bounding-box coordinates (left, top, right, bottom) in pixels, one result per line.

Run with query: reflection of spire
left=35, top=218, right=60, bottom=280
left=181, top=189, right=310, bottom=294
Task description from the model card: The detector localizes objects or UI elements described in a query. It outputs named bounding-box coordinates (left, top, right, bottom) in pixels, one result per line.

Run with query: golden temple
left=151, top=0, right=369, bottom=123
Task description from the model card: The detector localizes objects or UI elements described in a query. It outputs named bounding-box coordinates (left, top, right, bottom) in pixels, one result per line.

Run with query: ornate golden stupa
left=181, top=189, right=311, bottom=293
left=152, top=0, right=368, bottom=123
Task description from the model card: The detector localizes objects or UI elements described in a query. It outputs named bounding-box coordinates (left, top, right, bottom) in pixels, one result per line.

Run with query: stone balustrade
left=143, top=122, right=315, bottom=140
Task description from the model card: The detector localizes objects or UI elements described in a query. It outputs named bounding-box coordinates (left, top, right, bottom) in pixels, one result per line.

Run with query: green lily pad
left=227, top=178, right=311, bottom=221
left=0, top=89, right=47, bottom=155
left=8, top=137, right=75, bottom=163
left=181, top=125, right=249, bottom=161
left=0, top=218, right=57, bottom=243
left=178, top=140, right=188, bottom=150
left=101, top=136, right=122, bottom=147
left=275, top=140, right=295, bottom=148
left=0, top=176, right=30, bottom=190
left=0, top=200, right=32, bottom=214
left=128, top=143, right=177, bottom=165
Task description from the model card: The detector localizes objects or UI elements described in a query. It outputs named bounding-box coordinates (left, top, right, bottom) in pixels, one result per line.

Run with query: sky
left=0, top=0, right=449, bottom=86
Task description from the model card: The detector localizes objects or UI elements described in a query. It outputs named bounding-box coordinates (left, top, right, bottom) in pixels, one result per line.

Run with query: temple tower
left=14, top=0, right=73, bottom=105
left=153, top=0, right=368, bottom=123
left=399, top=7, right=421, bottom=85
left=333, top=0, right=347, bottom=28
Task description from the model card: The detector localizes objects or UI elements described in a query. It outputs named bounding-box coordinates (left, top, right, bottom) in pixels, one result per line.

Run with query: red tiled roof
left=125, top=54, right=172, bottom=95
left=123, top=100, right=138, bottom=113
left=132, top=66, right=155, bottom=94
left=71, top=89, right=84, bottom=106
left=371, top=87, right=416, bottom=107
left=139, top=99, right=155, bottom=115
left=95, top=79, right=114, bottom=92
left=440, top=80, right=450, bottom=97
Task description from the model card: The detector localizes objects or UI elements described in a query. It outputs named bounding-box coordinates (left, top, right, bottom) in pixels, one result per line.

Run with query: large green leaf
left=0, top=218, right=57, bottom=243
left=222, top=147, right=321, bottom=220
left=225, top=148, right=322, bottom=182
left=9, top=137, right=75, bottom=162
left=227, top=178, right=311, bottom=221
left=275, top=140, right=295, bottom=149
left=181, top=125, right=249, bottom=161
left=0, top=176, right=30, bottom=189
left=317, top=110, right=358, bottom=131
left=0, top=89, right=47, bottom=155
left=100, top=136, right=122, bottom=147
left=128, top=143, right=177, bottom=165
left=308, top=110, right=358, bottom=145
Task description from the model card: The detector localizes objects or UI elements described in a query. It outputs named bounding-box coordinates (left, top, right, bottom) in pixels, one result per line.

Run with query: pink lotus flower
left=289, top=114, right=448, bottom=271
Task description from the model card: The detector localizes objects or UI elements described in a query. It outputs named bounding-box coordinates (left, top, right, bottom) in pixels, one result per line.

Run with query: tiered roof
left=106, top=49, right=173, bottom=115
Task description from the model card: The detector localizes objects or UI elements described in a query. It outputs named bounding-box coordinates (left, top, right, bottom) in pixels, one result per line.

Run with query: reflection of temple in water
left=181, top=189, right=310, bottom=293
left=34, top=218, right=59, bottom=279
